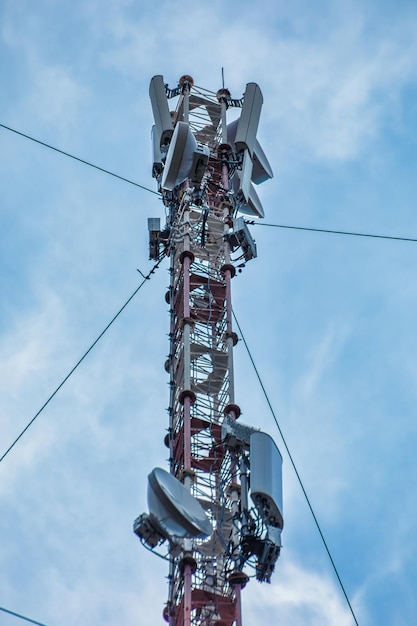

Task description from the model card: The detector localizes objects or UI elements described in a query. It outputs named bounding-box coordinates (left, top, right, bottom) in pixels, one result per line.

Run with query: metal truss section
left=174, top=84, right=224, bottom=149
left=164, top=186, right=242, bottom=625
left=138, top=75, right=279, bottom=626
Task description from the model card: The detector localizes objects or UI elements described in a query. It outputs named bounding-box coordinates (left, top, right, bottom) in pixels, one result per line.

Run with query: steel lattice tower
left=134, top=75, right=283, bottom=626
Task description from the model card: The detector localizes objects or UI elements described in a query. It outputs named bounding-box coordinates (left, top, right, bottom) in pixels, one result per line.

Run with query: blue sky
left=1, top=1, right=417, bottom=624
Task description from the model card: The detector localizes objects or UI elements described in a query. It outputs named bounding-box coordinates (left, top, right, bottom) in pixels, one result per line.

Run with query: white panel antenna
left=233, top=171, right=265, bottom=218
left=149, top=75, right=174, bottom=147
left=227, top=116, right=270, bottom=218
left=227, top=118, right=273, bottom=185
left=161, top=121, right=209, bottom=191
left=250, top=431, right=283, bottom=529
left=238, top=149, right=253, bottom=204
left=151, top=125, right=163, bottom=177
left=252, top=139, right=273, bottom=184
left=234, top=83, right=263, bottom=156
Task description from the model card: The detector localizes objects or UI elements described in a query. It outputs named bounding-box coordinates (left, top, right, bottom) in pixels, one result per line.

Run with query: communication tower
left=134, top=75, right=283, bottom=626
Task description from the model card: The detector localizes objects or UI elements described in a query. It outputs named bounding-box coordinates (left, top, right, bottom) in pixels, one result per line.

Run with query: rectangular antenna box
left=250, top=431, right=283, bottom=528
left=149, top=75, right=173, bottom=146
left=229, top=217, right=257, bottom=261
left=148, top=217, right=161, bottom=232
left=234, top=82, right=263, bottom=155
left=148, top=217, right=161, bottom=260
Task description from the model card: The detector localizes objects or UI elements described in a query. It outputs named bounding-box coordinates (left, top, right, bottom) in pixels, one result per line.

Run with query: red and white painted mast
left=135, top=74, right=283, bottom=626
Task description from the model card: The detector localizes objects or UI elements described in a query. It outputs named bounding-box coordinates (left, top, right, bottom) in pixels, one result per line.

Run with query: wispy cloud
left=244, top=557, right=354, bottom=625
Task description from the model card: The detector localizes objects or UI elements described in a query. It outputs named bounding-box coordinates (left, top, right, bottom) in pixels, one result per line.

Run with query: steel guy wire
left=0, top=123, right=160, bottom=196
left=2, top=122, right=417, bottom=245
left=248, top=220, right=417, bottom=243
left=0, top=260, right=162, bottom=465
left=0, top=606, right=50, bottom=626
left=232, top=309, right=360, bottom=626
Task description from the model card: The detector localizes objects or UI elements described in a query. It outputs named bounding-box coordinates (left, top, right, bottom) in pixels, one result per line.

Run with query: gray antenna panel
left=250, top=431, right=283, bottom=528
left=234, top=173, right=265, bottom=218
left=241, top=182, right=264, bottom=218
left=234, top=83, right=263, bottom=155
left=149, top=75, right=173, bottom=147
left=238, top=149, right=253, bottom=204
left=252, top=139, right=273, bottom=184
left=147, top=467, right=212, bottom=539
left=161, top=121, right=196, bottom=190
left=227, top=119, right=272, bottom=187
left=161, top=122, right=209, bottom=191
left=151, top=125, right=163, bottom=176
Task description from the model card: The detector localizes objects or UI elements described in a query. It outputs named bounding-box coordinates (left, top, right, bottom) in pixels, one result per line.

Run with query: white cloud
left=28, top=63, right=88, bottom=134
left=243, top=557, right=354, bottom=625
left=2, top=14, right=89, bottom=137
left=264, top=16, right=417, bottom=162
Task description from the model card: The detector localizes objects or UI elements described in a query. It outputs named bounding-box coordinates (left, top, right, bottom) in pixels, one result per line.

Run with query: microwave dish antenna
left=148, top=467, right=212, bottom=539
